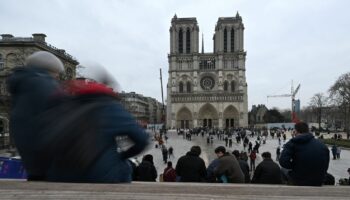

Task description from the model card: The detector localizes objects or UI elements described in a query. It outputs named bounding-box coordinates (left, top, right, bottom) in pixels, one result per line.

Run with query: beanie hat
left=25, top=51, right=65, bottom=73
left=190, top=146, right=201, bottom=156
left=215, top=146, right=226, bottom=154
left=143, top=154, right=154, bottom=164
left=76, top=61, right=121, bottom=92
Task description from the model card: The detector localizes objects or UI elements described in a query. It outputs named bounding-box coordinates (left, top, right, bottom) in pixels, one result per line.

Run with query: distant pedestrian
left=337, top=146, right=341, bottom=159
left=168, top=146, right=174, bottom=159
left=331, top=145, right=337, bottom=160
left=249, top=150, right=257, bottom=171
left=162, top=146, right=168, bottom=164
left=276, top=146, right=281, bottom=161
left=248, top=142, right=253, bottom=153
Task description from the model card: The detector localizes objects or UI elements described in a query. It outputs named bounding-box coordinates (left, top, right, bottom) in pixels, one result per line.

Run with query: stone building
left=120, top=92, right=163, bottom=127
left=166, top=13, right=248, bottom=129
left=249, top=104, right=268, bottom=125
left=0, top=33, right=78, bottom=149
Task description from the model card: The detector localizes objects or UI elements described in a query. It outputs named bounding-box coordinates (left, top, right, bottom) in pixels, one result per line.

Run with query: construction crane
left=267, top=81, right=301, bottom=123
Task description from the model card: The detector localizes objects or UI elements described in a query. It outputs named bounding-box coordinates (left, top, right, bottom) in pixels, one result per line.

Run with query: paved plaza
left=142, top=129, right=350, bottom=184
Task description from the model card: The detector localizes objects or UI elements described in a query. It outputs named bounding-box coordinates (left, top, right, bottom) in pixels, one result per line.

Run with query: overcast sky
left=1, top=0, right=349, bottom=110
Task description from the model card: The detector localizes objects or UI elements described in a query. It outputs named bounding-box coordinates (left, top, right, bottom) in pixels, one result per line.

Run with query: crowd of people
left=131, top=123, right=350, bottom=186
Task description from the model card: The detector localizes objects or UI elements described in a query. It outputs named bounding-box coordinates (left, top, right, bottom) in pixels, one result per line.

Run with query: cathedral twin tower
left=166, top=13, right=248, bottom=129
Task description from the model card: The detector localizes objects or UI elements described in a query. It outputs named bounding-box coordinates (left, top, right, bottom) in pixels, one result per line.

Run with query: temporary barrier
left=0, top=157, right=27, bottom=179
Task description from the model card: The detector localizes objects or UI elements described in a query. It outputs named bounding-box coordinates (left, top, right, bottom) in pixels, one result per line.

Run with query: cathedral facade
left=166, top=13, right=248, bottom=129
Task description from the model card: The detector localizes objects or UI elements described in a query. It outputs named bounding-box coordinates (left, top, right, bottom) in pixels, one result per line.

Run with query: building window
left=231, top=28, right=235, bottom=52
left=178, top=29, right=183, bottom=54
left=224, top=81, right=228, bottom=91
left=179, top=82, right=184, bottom=93
left=186, top=28, right=191, bottom=53
left=224, top=28, right=227, bottom=53
left=231, top=81, right=235, bottom=92
left=186, top=82, right=191, bottom=92
left=0, top=54, right=4, bottom=69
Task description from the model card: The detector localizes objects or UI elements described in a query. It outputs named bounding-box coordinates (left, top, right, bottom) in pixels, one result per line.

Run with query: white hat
left=25, top=51, right=65, bottom=73
left=77, top=61, right=121, bottom=92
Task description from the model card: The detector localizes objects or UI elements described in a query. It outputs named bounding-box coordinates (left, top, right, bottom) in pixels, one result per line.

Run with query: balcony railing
left=171, top=92, right=244, bottom=103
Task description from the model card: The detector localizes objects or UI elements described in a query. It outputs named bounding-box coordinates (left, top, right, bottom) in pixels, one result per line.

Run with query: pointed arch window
left=231, top=28, right=235, bottom=52
left=224, top=28, right=227, bottom=53
left=179, top=82, right=184, bottom=93
left=231, top=81, right=235, bottom=92
left=178, top=29, right=183, bottom=54
left=224, top=81, right=228, bottom=91
left=186, top=28, right=191, bottom=53
left=186, top=81, right=191, bottom=92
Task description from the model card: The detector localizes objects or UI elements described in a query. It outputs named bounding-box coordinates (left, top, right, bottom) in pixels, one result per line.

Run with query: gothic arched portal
left=176, top=107, right=192, bottom=129
left=223, top=105, right=239, bottom=128
left=198, top=103, right=218, bottom=128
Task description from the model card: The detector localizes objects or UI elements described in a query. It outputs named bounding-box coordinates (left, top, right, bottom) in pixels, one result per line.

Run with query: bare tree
left=309, top=93, right=328, bottom=131
left=329, top=72, right=350, bottom=139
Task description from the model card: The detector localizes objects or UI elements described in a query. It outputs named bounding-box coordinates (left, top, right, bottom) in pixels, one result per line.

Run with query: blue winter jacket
left=44, top=90, right=149, bottom=183
left=279, top=133, right=329, bottom=186
left=7, top=67, right=61, bottom=180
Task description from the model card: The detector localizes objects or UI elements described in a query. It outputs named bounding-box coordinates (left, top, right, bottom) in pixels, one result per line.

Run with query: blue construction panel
left=0, top=157, right=27, bottom=179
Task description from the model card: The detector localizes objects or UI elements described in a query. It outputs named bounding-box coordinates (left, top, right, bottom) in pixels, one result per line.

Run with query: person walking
left=336, top=146, right=341, bottom=159
left=276, top=146, right=281, bottom=161
left=175, top=146, right=207, bottom=182
left=279, top=122, right=329, bottom=186
left=249, top=150, right=257, bottom=172
left=331, top=145, right=337, bottom=160
left=162, top=146, right=168, bottom=164
left=251, top=152, right=282, bottom=184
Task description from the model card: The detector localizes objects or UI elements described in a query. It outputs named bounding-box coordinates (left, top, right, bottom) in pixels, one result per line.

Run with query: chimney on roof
left=1, top=34, right=14, bottom=40
left=32, top=33, right=47, bottom=42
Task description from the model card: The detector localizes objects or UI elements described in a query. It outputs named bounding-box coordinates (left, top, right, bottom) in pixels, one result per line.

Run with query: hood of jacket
left=7, top=67, right=53, bottom=95
left=290, top=133, right=314, bottom=144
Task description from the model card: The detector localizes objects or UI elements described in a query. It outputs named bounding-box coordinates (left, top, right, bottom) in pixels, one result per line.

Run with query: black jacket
left=279, top=133, right=330, bottom=186
left=238, top=160, right=250, bottom=183
left=252, top=158, right=282, bottom=184
left=136, top=161, right=157, bottom=182
left=176, top=151, right=207, bottom=182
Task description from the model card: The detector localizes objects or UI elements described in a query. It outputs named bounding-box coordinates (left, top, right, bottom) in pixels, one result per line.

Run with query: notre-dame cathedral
left=166, top=13, right=248, bottom=129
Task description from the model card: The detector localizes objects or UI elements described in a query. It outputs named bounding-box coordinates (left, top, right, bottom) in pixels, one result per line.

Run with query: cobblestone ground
left=142, top=130, right=350, bottom=184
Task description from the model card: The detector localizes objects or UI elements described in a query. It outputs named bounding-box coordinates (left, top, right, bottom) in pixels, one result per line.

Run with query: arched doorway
left=223, top=105, right=239, bottom=128
left=176, top=107, right=192, bottom=129
left=198, top=103, right=218, bottom=128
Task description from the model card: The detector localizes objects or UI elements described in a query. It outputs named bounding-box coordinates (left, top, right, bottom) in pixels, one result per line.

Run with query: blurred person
left=175, top=146, right=207, bottom=182
left=41, top=61, right=149, bottom=183
left=251, top=152, right=282, bottom=184
left=214, top=146, right=244, bottom=183
left=279, top=122, right=329, bottom=186
left=206, top=158, right=219, bottom=182
left=7, top=51, right=64, bottom=181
